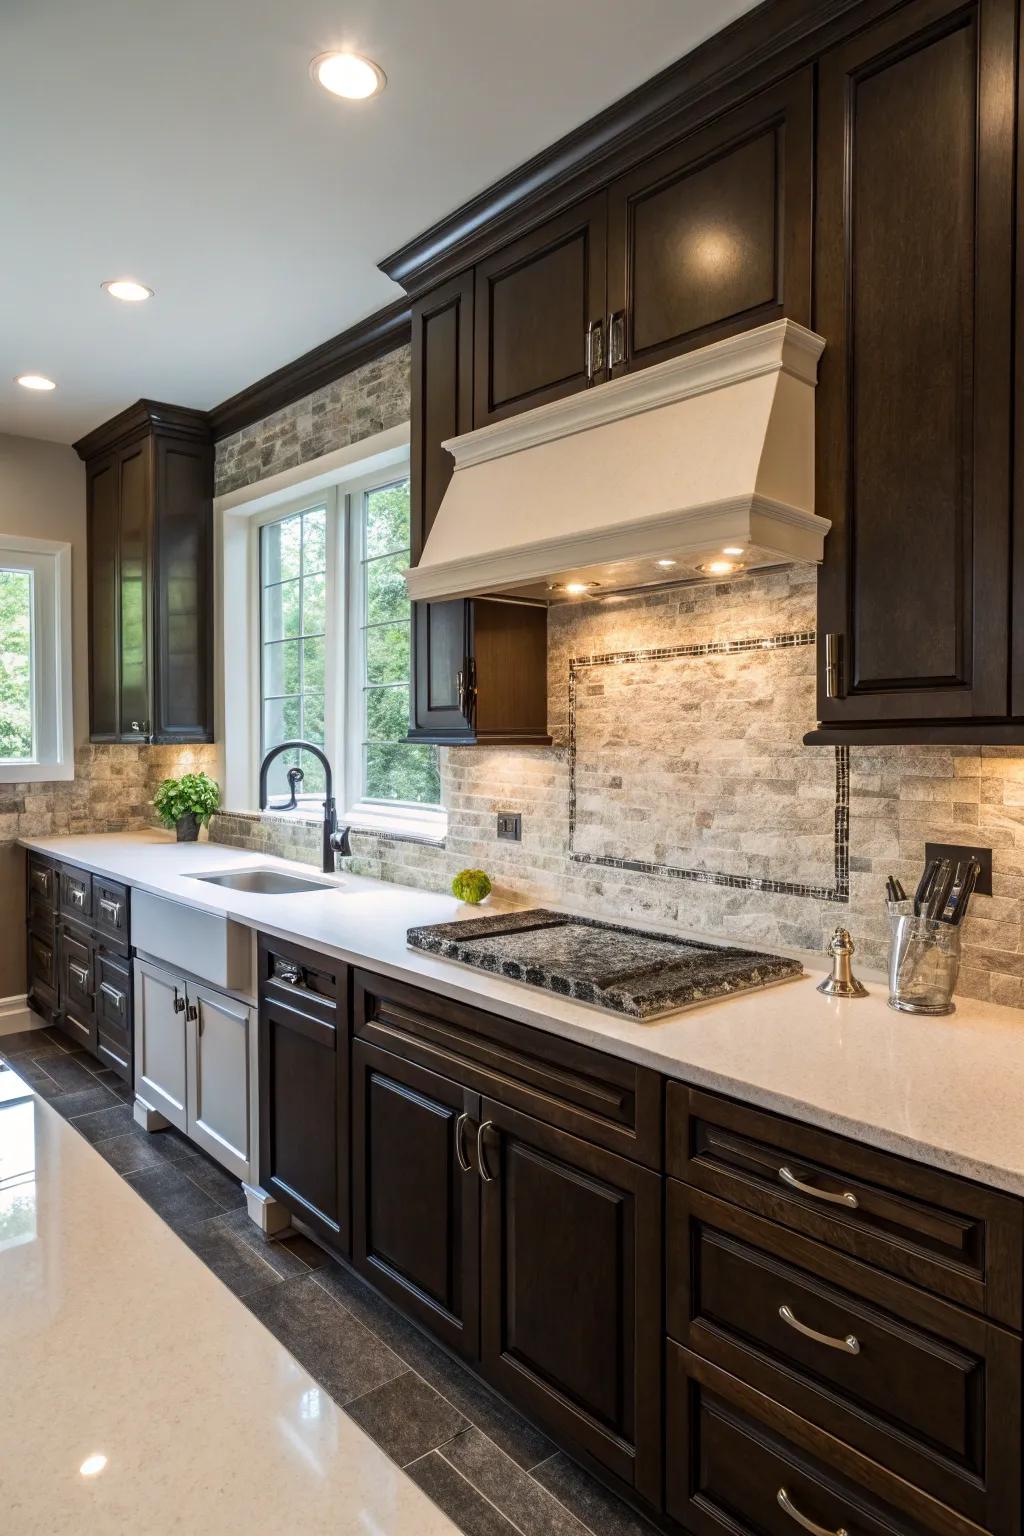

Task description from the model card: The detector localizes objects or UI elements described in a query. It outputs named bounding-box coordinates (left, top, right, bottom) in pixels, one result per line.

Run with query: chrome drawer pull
left=70, top=887, right=85, bottom=907
left=69, top=961, right=90, bottom=987
left=778, top=1487, right=847, bottom=1536
left=455, top=1112, right=473, bottom=1174
left=99, top=981, right=125, bottom=1012
left=779, top=1165, right=859, bottom=1209
left=477, top=1120, right=496, bottom=1183
left=99, top=897, right=121, bottom=921
left=779, top=1305, right=860, bottom=1355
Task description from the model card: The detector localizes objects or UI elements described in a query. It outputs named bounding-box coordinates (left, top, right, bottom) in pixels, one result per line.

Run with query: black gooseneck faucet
left=258, top=739, right=352, bottom=873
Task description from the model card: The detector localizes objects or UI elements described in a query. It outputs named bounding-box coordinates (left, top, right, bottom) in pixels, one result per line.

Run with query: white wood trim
left=213, top=423, right=410, bottom=515
left=443, top=320, right=825, bottom=469
left=0, top=536, right=74, bottom=783
left=405, top=495, right=831, bottom=603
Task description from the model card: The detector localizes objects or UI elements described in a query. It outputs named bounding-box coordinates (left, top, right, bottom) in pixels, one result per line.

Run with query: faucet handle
left=330, top=824, right=353, bottom=858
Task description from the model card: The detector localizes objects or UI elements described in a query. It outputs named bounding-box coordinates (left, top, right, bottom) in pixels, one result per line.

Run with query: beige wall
left=0, top=433, right=87, bottom=744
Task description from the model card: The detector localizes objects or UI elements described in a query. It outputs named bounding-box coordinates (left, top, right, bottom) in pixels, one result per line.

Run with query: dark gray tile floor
left=0, top=1024, right=658, bottom=1536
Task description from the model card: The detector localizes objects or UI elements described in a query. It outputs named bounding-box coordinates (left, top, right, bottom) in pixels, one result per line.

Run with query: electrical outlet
left=497, top=813, right=522, bottom=842
left=923, top=842, right=993, bottom=896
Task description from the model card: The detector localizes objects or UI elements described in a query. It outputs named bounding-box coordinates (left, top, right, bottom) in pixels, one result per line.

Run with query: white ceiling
left=1, top=0, right=758, bottom=444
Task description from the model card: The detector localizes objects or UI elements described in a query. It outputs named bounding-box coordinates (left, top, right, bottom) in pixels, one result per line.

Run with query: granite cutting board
left=406, top=909, right=804, bottom=1020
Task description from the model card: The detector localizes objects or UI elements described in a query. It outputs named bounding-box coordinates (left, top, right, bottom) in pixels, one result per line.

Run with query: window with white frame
left=0, top=535, right=73, bottom=783
left=255, top=465, right=439, bottom=819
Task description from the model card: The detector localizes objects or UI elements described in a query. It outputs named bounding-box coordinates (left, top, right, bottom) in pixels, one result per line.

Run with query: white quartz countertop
left=20, top=831, right=1024, bottom=1198
left=0, top=1063, right=458, bottom=1536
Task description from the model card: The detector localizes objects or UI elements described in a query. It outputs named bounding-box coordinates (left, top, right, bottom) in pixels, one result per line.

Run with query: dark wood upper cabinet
left=812, top=0, right=1015, bottom=731
left=478, top=1098, right=662, bottom=1505
left=473, top=195, right=607, bottom=425
left=76, top=401, right=213, bottom=744
left=408, top=271, right=551, bottom=746
left=606, top=70, right=812, bottom=376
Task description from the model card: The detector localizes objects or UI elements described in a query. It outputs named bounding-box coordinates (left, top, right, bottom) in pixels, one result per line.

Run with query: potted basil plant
left=153, top=771, right=221, bottom=843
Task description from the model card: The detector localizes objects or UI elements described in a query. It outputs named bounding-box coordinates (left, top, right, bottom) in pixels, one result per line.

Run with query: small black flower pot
left=175, top=813, right=200, bottom=843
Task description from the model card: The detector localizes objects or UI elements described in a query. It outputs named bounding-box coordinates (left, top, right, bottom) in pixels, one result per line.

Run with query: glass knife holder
left=887, top=910, right=960, bottom=1016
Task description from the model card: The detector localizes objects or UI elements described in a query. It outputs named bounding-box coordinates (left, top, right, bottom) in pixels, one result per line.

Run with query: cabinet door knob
left=173, top=987, right=186, bottom=1014
left=476, top=1120, right=497, bottom=1183
left=777, top=1488, right=848, bottom=1536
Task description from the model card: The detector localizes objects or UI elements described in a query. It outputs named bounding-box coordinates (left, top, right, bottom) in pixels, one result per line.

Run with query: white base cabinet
left=134, top=957, right=254, bottom=1182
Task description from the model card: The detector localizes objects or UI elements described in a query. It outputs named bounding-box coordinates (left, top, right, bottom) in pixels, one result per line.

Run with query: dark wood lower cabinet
left=257, top=936, right=349, bottom=1250
left=352, top=1040, right=480, bottom=1359
left=666, top=1344, right=1002, bottom=1536
left=478, top=1098, right=663, bottom=1505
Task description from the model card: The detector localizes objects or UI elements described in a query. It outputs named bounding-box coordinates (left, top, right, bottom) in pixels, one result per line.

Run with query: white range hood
left=405, top=319, right=829, bottom=603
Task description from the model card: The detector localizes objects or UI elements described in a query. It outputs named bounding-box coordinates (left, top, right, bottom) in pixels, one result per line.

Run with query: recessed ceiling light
left=103, top=279, right=153, bottom=302
left=79, top=1454, right=107, bottom=1478
left=16, top=373, right=56, bottom=391
left=549, top=580, right=598, bottom=598
left=722, top=546, right=744, bottom=556
left=311, top=51, right=386, bottom=100
left=656, top=559, right=677, bottom=568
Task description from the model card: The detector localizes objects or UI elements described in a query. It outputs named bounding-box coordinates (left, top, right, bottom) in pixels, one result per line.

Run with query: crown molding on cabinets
left=379, top=0, right=871, bottom=297
left=209, top=297, right=411, bottom=441
left=73, top=399, right=211, bottom=460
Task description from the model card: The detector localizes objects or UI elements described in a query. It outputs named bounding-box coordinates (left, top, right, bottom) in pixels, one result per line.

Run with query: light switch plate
left=497, top=813, right=522, bottom=842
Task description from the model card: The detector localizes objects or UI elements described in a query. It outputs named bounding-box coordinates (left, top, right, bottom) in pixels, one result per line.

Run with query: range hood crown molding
left=443, top=320, right=825, bottom=470
left=408, top=319, right=829, bottom=604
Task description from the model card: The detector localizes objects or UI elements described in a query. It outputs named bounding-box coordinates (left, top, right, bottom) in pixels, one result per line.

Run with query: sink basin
left=190, top=868, right=338, bottom=896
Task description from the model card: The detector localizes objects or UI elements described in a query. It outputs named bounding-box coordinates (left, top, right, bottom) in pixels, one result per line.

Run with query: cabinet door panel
left=134, top=958, right=187, bottom=1130
left=479, top=1099, right=661, bottom=1502
left=473, top=194, right=606, bottom=424
left=188, top=983, right=251, bottom=1181
left=258, top=996, right=347, bottom=1248
left=409, top=272, right=476, bottom=743
left=608, top=71, right=812, bottom=374
left=352, top=1040, right=480, bottom=1358
left=87, top=452, right=120, bottom=739
left=117, top=439, right=152, bottom=737
left=153, top=436, right=212, bottom=742
left=815, top=0, right=1014, bottom=722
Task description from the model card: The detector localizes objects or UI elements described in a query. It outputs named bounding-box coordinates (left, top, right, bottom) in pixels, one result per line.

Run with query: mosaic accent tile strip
left=567, top=631, right=850, bottom=903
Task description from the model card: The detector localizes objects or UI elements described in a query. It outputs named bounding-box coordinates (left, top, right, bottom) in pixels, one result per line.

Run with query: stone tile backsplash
left=215, top=346, right=411, bottom=496
left=207, top=562, right=1024, bottom=1010
left=3, top=743, right=220, bottom=842
left=206, top=341, right=1024, bottom=1009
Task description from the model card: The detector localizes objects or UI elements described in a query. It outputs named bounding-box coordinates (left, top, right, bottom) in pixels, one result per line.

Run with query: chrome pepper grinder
left=817, top=926, right=869, bottom=998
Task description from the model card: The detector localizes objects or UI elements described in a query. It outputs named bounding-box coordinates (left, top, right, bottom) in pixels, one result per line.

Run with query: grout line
left=434, top=1452, right=531, bottom=1536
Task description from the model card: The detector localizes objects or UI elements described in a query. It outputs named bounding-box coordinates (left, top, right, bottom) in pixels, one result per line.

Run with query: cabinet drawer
left=667, top=1085, right=1024, bottom=1327
left=93, top=878, right=129, bottom=950
left=96, top=951, right=131, bottom=1057
left=668, top=1184, right=1020, bottom=1534
left=59, top=866, right=92, bottom=924
left=355, top=969, right=661, bottom=1168
left=667, top=1344, right=976, bottom=1536
left=60, top=927, right=94, bottom=1017
left=258, top=934, right=342, bottom=1026
left=28, top=854, right=58, bottom=912
left=27, top=927, right=58, bottom=1016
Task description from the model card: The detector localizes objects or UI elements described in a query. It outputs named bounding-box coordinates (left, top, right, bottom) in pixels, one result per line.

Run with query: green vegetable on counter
left=452, top=869, right=492, bottom=904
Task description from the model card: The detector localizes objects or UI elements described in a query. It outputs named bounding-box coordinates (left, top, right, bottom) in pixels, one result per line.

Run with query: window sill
left=0, top=758, right=75, bottom=784
left=217, top=802, right=447, bottom=849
